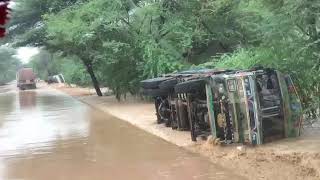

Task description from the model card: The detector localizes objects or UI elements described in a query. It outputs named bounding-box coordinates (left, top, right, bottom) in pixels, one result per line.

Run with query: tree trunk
left=115, top=86, right=121, bottom=101
left=84, top=62, right=103, bottom=97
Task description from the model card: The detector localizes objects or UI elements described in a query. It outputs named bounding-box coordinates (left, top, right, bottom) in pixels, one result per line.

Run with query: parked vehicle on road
left=47, top=74, right=65, bottom=84
left=16, top=68, right=37, bottom=90
left=141, top=67, right=303, bottom=145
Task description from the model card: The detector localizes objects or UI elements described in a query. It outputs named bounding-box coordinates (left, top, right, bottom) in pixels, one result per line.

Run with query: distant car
left=47, top=76, right=58, bottom=84
left=16, top=68, right=37, bottom=90
left=47, top=74, right=65, bottom=84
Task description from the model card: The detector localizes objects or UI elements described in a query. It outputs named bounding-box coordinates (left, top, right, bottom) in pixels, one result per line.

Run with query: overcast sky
left=8, top=2, right=39, bottom=64
left=6, top=1, right=40, bottom=64
left=15, top=47, right=39, bottom=64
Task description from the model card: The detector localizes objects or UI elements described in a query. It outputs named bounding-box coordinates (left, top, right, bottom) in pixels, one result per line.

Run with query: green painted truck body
left=206, top=69, right=303, bottom=145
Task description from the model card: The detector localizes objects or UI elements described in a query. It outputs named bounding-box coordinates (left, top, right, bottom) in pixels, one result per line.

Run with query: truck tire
left=19, top=85, right=25, bottom=91
left=142, top=88, right=169, bottom=97
left=31, top=84, right=37, bottom=89
left=159, top=79, right=178, bottom=91
left=175, top=79, right=206, bottom=94
left=141, top=77, right=173, bottom=89
left=165, top=118, right=172, bottom=127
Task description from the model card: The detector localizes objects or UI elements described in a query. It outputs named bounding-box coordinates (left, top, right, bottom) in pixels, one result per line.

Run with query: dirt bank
left=48, top=83, right=96, bottom=96
left=53, top=85, right=320, bottom=180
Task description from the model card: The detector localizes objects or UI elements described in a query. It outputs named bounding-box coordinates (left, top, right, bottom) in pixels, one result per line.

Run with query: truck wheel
left=165, top=118, right=171, bottom=127
left=141, top=77, right=173, bottom=89
left=158, top=99, right=171, bottom=127
left=142, top=88, right=169, bottom=97
left=159, top=79, right=178, bottom=91
left=175, top=79, right=206, bottom=94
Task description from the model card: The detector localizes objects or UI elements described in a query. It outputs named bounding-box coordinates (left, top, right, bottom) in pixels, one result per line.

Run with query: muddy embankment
left=53, top=84, right=320, bottom=180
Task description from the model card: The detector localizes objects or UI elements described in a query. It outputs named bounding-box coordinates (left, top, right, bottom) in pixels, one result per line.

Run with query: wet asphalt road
left=0, top=84, right=243, bottom=180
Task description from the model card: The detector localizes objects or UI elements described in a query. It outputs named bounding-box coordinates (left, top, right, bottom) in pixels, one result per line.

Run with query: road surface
left=0, top=84, right=243, bottom=180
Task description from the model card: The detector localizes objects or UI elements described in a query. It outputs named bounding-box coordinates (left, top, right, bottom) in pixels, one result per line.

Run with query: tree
left=0, top=46, right=20, bottom=84
left=7, top=0, right=87, bottom=46
left=44, top=1, right=108, bottom=96
left=201, top=0, right=320, bottom=117
left=4, top=0, right=319, bottom=116
left=29, top=51, right=92, bottom=86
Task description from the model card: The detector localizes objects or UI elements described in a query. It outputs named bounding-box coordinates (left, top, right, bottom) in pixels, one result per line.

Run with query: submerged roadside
left=0, top=82, right=17, bottom=94
left=53, top=84, right=320, bottom=180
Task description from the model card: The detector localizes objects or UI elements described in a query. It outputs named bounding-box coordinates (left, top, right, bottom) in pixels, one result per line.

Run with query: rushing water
left=0, top=86, right=243, bottom=180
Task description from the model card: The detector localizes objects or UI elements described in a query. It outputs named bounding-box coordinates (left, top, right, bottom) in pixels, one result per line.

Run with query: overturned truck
left=141, top=68, right=303, bottom=145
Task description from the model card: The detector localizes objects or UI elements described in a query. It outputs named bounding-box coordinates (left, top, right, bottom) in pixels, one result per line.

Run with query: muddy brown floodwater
left=0, top=85, right=244, bottom=180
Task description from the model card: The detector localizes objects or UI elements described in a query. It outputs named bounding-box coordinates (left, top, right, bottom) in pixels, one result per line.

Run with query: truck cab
left=205, top=68, right=303, bottom=144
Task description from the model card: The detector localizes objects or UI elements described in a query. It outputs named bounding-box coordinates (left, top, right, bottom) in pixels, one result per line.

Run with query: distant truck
left=16, top=68, right=37, bottom=90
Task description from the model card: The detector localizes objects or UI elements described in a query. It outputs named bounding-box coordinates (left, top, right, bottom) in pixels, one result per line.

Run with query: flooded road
left=0, top=86, right=243, bottom=180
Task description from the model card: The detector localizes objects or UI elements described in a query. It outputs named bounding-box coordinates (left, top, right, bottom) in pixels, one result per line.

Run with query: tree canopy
left=0, top=46, right=21, bottom=84
left=7, top=0, right=319, bottom=116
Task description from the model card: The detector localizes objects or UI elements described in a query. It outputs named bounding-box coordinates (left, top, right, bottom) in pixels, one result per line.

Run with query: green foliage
left=29, top=50, right=53, bottom=80
left=8, top=0, right=87, bottom=46
left=29, top=51, right=91, bottom=86
left=57, top=57, right=91, bottom=86
left=7, top=0, right=320, bottom=113
left=200, top=0, right=320, bottom=115
left=0, top=47, right=21, bottom=85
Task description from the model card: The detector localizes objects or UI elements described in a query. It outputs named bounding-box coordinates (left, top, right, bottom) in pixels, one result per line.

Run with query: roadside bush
left=200, top=47, right=319, bottom=118
left=58, top=58, right=92, bottom=87
left=0, top=47, right=20, bottom=85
